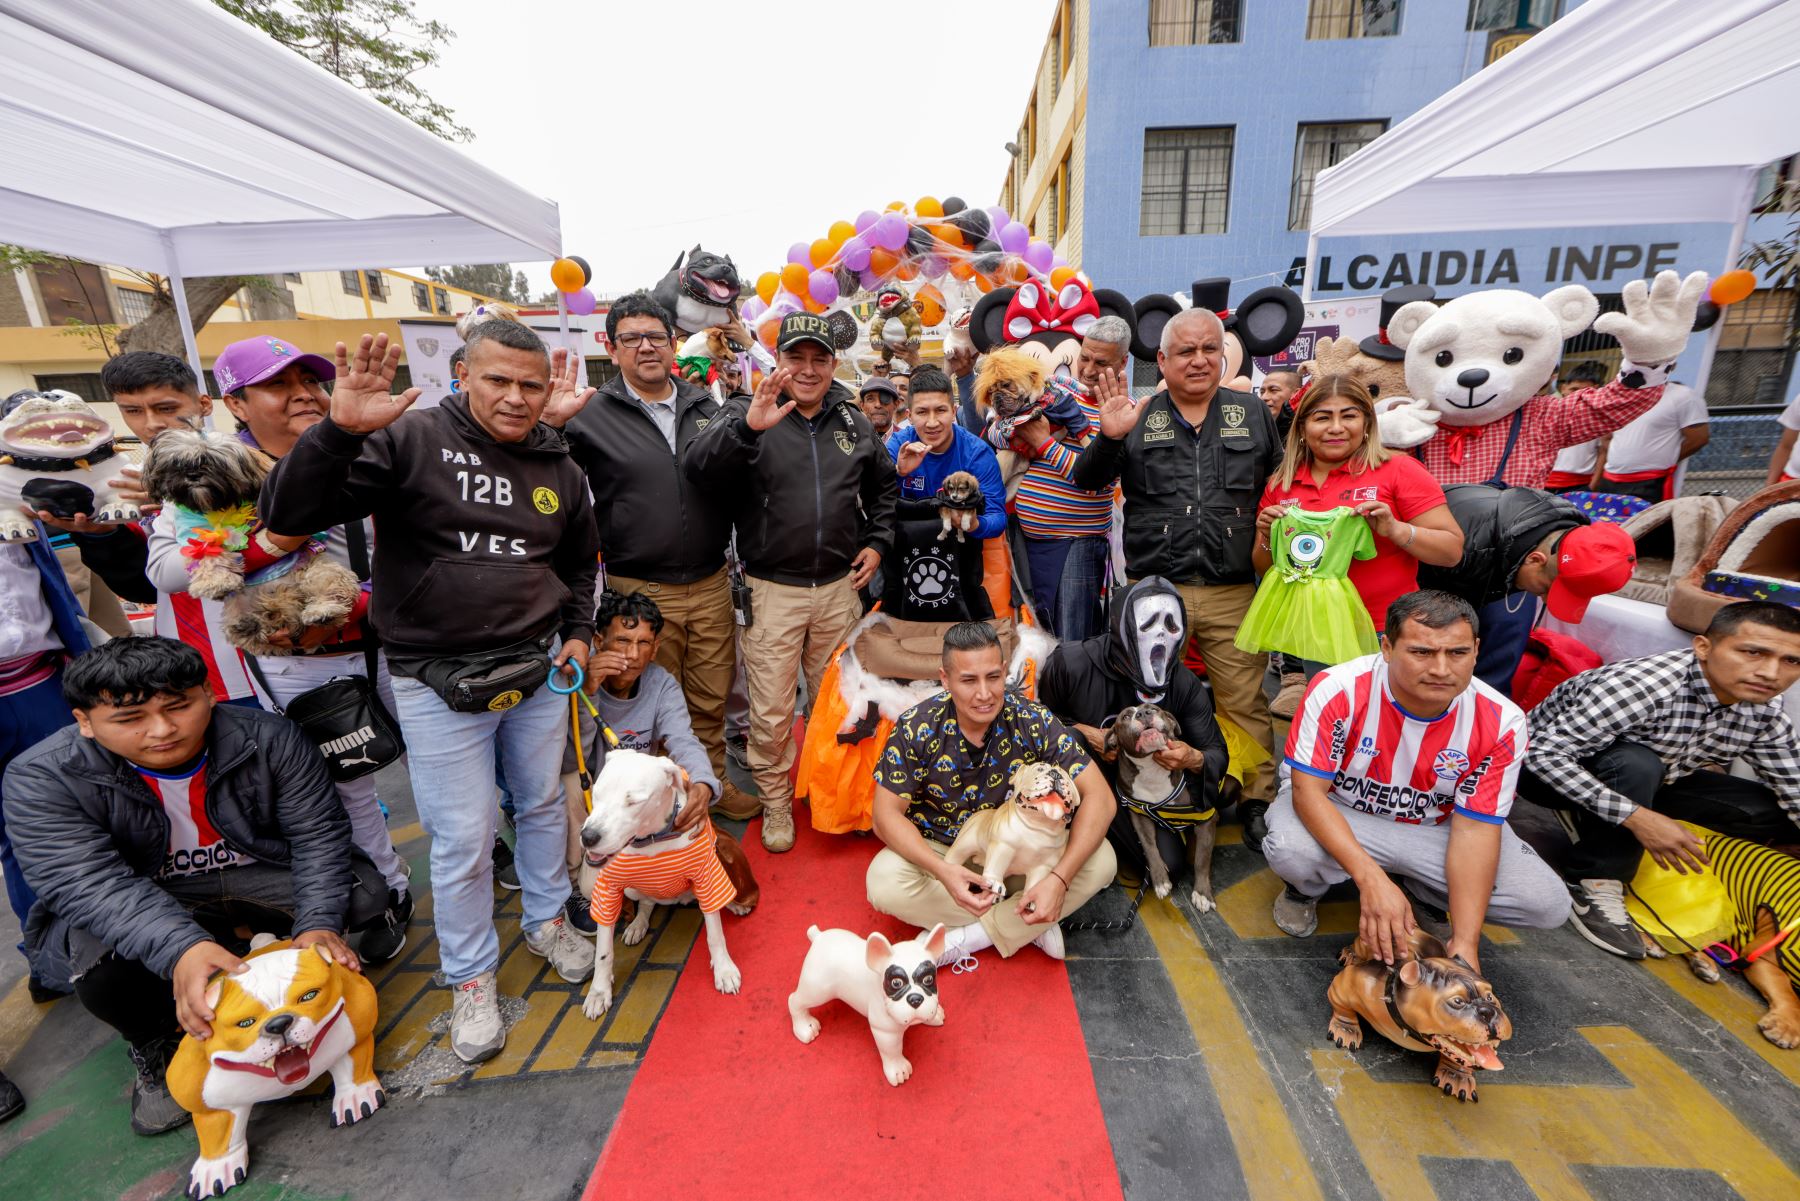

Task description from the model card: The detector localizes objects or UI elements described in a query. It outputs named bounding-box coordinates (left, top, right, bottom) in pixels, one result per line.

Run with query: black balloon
left=569, top=255, right=593, bottom=287
left=1692, top=299, right=1722, bottom=332
left=906, top=226, right=936, bottom=257
left=975, top=238, right=1001, bottom=255
left=941, top=196, right=967, bottom=216
left=950, top=208, right=991, bottom=244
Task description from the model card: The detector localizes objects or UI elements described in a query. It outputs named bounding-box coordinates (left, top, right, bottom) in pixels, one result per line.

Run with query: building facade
left=999, top=0, right=1798, bottom=412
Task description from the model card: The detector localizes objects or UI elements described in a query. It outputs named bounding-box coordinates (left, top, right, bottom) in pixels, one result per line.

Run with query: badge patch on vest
left=532, top=487, right=559, bottom=515
left=1220, top=403, right=1249, bottom=437
left=834, top=430, right=854, bottom=456
left=1143, top=407, right=1175, bottom=443
left=488, top=690, right=523, bottom=711
left=695, top=417, right=710, bottom=430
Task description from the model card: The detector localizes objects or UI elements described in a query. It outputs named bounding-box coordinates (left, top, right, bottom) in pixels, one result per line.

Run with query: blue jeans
left=1023, top=535, right=1108, bottom=640
left=1473, top=593, right=1539, bottom=698
left=389, top=675, right=571, bottom=984
left=1, top=669, right=75, bottom=950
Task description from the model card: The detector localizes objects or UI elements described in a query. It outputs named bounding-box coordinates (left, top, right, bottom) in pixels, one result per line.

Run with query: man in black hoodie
left=1039, top=577, right=1229, bottom=884
left=551, top=291, right=754, bottom=820
left=260, top=324, right=600, bottom=1065
left=686, top=313, right=898, bottom=852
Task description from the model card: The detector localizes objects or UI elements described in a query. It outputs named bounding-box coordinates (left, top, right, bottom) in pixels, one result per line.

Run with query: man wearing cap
left=1417, top=484, right=1636, bottom=695
left=142, top=336, right=415, bottom=965
left=687, top=313, right=898, bottom=852
left=547, top=291, right=757, bottom=822
left=1520, top=601, right=1800, bottom=959
left=859, top=376, right=902, bottom=440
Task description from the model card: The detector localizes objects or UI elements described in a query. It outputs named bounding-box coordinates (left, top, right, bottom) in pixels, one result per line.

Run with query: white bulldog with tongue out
left=0, top=390, right=140, bottom=540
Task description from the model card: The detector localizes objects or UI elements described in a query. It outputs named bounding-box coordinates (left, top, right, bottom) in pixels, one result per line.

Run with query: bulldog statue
left=789, top=923, right=947, bottom=1086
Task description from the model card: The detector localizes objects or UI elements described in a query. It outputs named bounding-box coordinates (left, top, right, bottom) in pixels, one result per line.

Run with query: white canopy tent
left=0, top=0, right=563, bottom=380
left=1305, top=0, right=1800, bottom=384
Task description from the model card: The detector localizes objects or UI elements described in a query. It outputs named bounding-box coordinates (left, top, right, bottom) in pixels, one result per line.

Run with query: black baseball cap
left=859, top=377, right=899, bottom=402
left=776, top=312, right=835, bottom=354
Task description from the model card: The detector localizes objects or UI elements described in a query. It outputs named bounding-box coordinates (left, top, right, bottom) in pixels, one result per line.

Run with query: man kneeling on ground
left=1, top=638, right=384, bottom=1136
left=1264, top=591, right=1570, bottom=969
left=867, top=621, right=1118, bottom=967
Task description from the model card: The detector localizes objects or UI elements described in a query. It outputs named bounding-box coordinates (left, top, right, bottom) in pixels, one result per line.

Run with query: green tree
left=425, top=264, right=531, bottom=305
left=1739, top=176, right=1800, bottom=401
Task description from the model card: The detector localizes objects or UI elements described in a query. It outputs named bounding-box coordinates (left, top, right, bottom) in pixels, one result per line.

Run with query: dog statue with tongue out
left=1326, top=927, right=1511, bottom=1102
left=0, top=390, right=142, bottom=541
left=167, top=937, right=384, bottom=1199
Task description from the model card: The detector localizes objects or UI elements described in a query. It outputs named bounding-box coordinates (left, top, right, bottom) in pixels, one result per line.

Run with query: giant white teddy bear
left=1374, top=269, right=1708, bottom=489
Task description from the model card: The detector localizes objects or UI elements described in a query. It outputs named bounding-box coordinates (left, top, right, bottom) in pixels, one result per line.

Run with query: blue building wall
left=1077, top=0, right=1770, bottom=387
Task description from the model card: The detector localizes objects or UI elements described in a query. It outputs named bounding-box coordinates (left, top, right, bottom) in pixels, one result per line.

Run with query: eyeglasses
left=615, top=331, right=671, bottom=349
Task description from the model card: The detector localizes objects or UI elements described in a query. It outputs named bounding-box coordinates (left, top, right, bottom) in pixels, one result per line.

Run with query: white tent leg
left=1692, top=167, right=1759, bottom=401
left=1302, top=233, right=1320, bottom=303
left=165, top=264, right=206, bottom=391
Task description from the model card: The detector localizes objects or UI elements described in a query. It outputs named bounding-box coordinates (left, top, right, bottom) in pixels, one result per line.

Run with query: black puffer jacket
left=1072, top=389, right=1280, bottom=585
left=561, top=374, right=730, bottom=582
left=2, top=706, right=352, bottom=986
left=685, top=381, right=897, bottom=586
left=1418, top=485, right=1586, bottom=607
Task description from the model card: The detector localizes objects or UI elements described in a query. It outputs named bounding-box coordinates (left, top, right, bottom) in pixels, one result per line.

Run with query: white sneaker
left=931, top=923, right=992, bottom=973
left=449, top=972, right=505, bottom=1064
left=525, top=915, right=595, bottom=983
left=1032, top=923, right=1066, bottom=960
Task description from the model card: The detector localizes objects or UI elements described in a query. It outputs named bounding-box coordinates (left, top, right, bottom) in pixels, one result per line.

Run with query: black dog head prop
left=968, top=277, right=1137, bottom=383
left=1131, top=276, right=1306, bottom=385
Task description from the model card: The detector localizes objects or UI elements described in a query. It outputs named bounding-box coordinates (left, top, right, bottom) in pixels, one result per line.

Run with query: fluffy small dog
left=934, top=471, right=983, bottom=543
left=139, top=428, right=360, bottom=655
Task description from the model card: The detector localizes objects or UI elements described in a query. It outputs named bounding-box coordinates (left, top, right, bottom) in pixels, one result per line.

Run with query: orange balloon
left=810, top=238, right=835, bottom=268
left=781, top=262, right=809, bottom=295
left=869, top=248, right=899, bottom=277
left=758, top=320, right=779, bottom=350
left=1049, top=265, right=1077, bottom=290
left=932, top=224, right=965, bottom=250
left=897, top=260, right=919, bottom=281
left=828, top=220, right=856, bottom=249
left=917, top=282, right=944, bottom=305
left=549, top=257, right=584, bottom=292
left=1006, top=258, right=1029, bottom=283
left=918, top=297, right=945, bottom=326
left=1709, top=268, right=1756, bottom=306
left=886, top=200, right=906, bottom=211
left=915, top=196, right=943, bottom=219
left=755, top=271, right=779, bottom=305
left=949, top=258, right=975, bottom=282
left=803, top=296, right=826, bottom=314
left=975, top=273, right=995, bottom=293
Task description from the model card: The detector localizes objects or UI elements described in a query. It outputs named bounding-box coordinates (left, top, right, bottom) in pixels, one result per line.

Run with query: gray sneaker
left=1272, top=885, right=1320, bottom=938
left=1567, top=879, right=1647, bottom=960
left=525, top=914, right=595, bottom=983
left=449, top=971, right=505, bottom=1064
left=126, top=1037, right=190, bottom=1135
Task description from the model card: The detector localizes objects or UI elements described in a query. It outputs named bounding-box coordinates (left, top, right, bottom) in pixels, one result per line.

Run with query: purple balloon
left=787, top=242, right=811, bottom=265
left=921, top=255, right=947, bottom=279
left=873, top=214, right=909, bottom=251
left=741, top=297, right=767, bottom=321
left=808, top=269, right=839, bottom=306
left=566, top=287, right=597, bottom=316
left=1023, top=240, right=1054, bottom=273
left=840, top=235, right=872, bottom=272
left=1051, top=251, right=1069, bottom=269
left=854, top=210, right=880, bottom=233
left=998, top=221, right=1030, bottom=256
left=986, top=206, right=1010, bottom=231
left=859, top=268, right=880, bottom=291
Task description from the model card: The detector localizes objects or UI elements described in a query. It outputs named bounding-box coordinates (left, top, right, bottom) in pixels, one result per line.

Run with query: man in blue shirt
left=886, top=366, right=1007, bottom=541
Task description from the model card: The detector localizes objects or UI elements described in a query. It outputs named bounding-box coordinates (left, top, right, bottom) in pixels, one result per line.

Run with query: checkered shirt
left=1418, top=379, right=1662, bottom=487
left=1525, top=650, right=1800, bottom=825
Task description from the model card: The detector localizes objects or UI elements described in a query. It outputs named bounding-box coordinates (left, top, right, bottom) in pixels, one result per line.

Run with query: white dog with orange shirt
left=579, top=749, right=742, bottom=1019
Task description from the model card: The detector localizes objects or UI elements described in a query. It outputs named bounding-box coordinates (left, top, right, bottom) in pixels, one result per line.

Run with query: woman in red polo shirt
left=1254, top=376, right=1464, bottom=649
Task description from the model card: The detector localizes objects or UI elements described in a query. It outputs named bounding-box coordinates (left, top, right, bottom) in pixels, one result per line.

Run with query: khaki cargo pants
left=740, top=573, right=863, bottom=807
left=605, top=566, right=735, bottom=780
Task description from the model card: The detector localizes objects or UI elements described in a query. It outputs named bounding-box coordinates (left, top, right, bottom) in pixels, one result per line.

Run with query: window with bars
left=412, top=282, right=431, bottom=311
left=114, top=287, right=154, bottom=326
left=1149, top=0, right=1242, bottom=46
left=1288, top=120, right=1387, bottom=230
left=339, top=269, right=387, bottom=300
left=434, top=286, right=450, bottom=313
left=1466, top=0, right=1558, bottom=30
left=1754, top=155, right=1800, bottom=213
left=1707, top=289, right=1797, bottom=406
left=1305, top=0, right=1401, bottom=39
left=1140, top=127, right=1233, bottom=237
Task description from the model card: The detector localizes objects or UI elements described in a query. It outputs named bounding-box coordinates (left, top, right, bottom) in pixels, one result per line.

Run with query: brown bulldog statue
left=1326, top=927, right=1511, bottom=1102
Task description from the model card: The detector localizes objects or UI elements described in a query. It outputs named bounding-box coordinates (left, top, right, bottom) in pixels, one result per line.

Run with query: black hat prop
left=1130, top=276, right=1306, bottom=362
left=1358, top=284, right=1435, bottom=361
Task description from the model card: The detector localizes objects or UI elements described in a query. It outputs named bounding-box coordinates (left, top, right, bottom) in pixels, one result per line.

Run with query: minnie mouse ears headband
left=968, top=277, right=1137, bottom=354
left=1129, top=276, right=1306, bottom=362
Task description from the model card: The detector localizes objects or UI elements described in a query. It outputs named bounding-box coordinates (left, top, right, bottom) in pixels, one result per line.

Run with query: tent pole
left=161, top=242, right=207, bottom=394
left=1302, top=233, right=1320, bottom=303
left=1692, top=168, right=1759, bottom=403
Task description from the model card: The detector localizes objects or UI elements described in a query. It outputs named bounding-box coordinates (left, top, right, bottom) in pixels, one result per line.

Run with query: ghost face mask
left=1132, top=594, right=1184, bottom=693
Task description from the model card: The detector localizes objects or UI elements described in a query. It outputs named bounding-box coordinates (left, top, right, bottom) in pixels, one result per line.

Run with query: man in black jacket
left=1038, top=577, right=1229, bottom=893
left=2, top=638, right=384, bottom=1136
left=1417, top=485, right=1637, bottom=693
left=1074, top=309, right=1282, bottom=825
left=686, top=312, right=898, bottom=852
left=552, top=292, right=754, bottom=819
left=260, top=324, right=601, bottom=1064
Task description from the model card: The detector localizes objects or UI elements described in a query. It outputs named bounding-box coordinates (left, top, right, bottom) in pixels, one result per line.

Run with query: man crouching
left=866, top=621, right=1117, bottom=968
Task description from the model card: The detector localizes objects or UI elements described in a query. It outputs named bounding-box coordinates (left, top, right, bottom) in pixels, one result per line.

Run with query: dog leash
left=548, top=660, right=620, bottom=815
left=1063, top=880, right=1150, bottom=935
left=1626, top=882, right=1799, bottom=970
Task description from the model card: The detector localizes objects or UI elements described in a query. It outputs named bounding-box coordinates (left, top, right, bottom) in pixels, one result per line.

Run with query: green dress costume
left=1235, top=506, right=1380, bottom=665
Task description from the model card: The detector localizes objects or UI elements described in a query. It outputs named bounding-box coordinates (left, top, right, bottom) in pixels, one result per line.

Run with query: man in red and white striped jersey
left=1263, top=590, right=1569, bottom=970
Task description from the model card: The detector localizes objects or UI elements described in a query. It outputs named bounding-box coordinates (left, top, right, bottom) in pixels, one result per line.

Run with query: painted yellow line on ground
left=587, top=1047, right=637, bottom=1068
left=1215, top=863, right=1519, bottom=945
left=648, top=908, right=701, bottom=964
left=0, top=977, right=48, bottom=1067
left=375, top=987, right=444, bottom=1073
left=602, top=967, right=676, bottom=1045
left=1320, top=1025, right=1800, bottom=1200
left=1140, top=901, right=1325, bottom=1201
left=388, top=821, right=425, bottom=845
left=1643, top=955, right=1800, bottom=1090
left=534, top=1001, right=606, bottom=1073
left=473, top=990, right=561, bottom=1080
left=495, top=935, right=545, bottom=997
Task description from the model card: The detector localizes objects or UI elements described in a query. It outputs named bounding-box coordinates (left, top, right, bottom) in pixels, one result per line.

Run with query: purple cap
left=212, top=335, right=335, bottom=395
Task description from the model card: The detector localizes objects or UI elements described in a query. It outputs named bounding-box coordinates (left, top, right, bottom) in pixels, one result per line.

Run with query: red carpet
left=586, top=815, right=1124, bottom=1201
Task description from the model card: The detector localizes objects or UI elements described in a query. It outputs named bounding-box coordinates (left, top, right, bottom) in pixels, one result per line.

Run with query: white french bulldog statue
left=789, top=923, right=946, bottom=1086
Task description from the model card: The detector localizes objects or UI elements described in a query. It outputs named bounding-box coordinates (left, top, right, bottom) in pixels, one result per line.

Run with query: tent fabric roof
left=0, top=0, right=560, bottom=276
left=1309, top=0, right=1800, bottom=238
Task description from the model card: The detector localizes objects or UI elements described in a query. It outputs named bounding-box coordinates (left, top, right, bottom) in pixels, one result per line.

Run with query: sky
left=413, top=0, right=1056, bottom=298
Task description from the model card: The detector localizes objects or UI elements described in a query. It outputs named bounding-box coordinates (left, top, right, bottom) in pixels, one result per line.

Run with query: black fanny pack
left=405, top=633, right=555, bottom=714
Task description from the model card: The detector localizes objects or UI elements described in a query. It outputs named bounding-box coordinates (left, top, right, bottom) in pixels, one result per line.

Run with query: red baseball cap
left=1545, top=522, right=1637, bottom=622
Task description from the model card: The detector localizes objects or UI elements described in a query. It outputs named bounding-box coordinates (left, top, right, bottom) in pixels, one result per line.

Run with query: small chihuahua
left=934, top=471, right=984, bottom=542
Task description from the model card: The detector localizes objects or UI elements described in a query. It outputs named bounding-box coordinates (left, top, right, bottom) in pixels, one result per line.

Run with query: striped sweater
left=1009, top=393, right=1113, bottom=541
